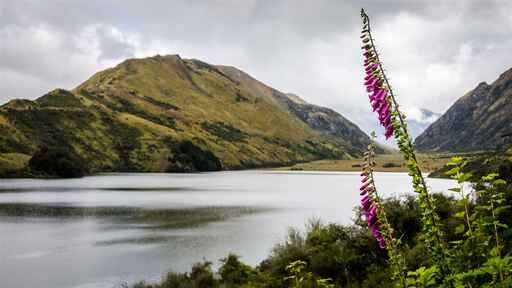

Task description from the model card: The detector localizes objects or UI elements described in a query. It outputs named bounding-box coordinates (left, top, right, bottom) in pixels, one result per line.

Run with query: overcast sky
left=1, top=0, right=511, bottom=135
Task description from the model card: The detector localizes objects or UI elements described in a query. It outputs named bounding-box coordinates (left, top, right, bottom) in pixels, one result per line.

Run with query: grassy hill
left=0, top=55, right=370, bottom=177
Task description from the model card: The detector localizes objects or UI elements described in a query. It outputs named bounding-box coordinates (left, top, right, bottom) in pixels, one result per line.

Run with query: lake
left=0, top=171, right=455, bottom=288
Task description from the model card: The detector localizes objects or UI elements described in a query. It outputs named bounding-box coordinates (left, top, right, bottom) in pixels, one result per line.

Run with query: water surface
left=0, top=171, right=455, bottom=288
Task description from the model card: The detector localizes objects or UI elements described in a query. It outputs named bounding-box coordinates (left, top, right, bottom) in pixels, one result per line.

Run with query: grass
left=278, top=153, right=452, bottom=173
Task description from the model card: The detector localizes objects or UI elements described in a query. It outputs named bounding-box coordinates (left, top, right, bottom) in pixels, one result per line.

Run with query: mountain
left=0, top=55, right=370, bottom=176
left=406, top=108, right=441, bottom=140
left=275, top=92, right=370, bottom=151
left=415, top=67, right=512, bottom=152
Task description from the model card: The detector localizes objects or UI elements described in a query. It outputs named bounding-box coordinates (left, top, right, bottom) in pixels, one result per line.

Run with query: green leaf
left=455, top=224, right=465, bottom=234
left=458, top=173, right=473, bottom=182
left=482, top=173, right=499, bottom=181
left=445, top=167, right=459, bottom=176
left=493, top=179, right=507, bottom=186
left=454, top=211, right=466, bottom=218
left=449, top=156, right=463, bottom=164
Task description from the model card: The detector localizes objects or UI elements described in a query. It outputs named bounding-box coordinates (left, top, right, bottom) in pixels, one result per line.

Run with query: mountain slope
left=0, top=55, right=370, bottom=175
left=216, top=66, right=369, bottom=154
left=415, top=67, right=512, bottom=152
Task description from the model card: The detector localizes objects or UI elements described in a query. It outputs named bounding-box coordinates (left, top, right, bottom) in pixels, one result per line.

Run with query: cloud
left=0, top=21, right=138, bottom=99
left=93, top=25, right=137, bottom=61
left=403, top=106, right=440, bottom=124
left=1, top=0, right=511, bottom=142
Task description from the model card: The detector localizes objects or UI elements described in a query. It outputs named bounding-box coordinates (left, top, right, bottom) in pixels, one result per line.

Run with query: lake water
left=0, top=171, right=455, bottom=288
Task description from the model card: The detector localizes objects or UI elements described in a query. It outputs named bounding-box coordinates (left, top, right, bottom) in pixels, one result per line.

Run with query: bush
left=201, top=121, right=248, bottom=142
left=28, top=146, right=88, bottom=178
left=219, top=254, right=256, bottom=285
left=146, top=262, right=218, bottom=288
left=166, top=140, right=222, bottom=172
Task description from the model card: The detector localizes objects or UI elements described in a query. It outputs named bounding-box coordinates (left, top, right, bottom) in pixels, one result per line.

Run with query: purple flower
left=359, top=170, right=386, bottom=249
left=361, top=44, right=394, bottom=139
left=360, top=181, right=371, bottom=191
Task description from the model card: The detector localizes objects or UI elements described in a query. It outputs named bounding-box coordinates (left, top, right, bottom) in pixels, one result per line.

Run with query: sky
left=1, top=0, right=512, bottom=136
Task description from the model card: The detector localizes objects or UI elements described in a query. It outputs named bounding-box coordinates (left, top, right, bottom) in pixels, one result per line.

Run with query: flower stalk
left=359, top=8, right=451, bottom=282
left=360, top=132, right=406, bottom=286
left=360, top=135, right=385, bottom=249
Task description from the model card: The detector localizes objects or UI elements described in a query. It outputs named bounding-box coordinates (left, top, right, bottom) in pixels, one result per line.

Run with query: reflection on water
left=0, top=171, right=455, bottom=288
left=0, top=204, right=270, bottom=229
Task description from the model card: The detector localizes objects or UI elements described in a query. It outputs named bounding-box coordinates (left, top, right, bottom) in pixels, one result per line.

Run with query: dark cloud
left=1, top=0, right=511, bottom=141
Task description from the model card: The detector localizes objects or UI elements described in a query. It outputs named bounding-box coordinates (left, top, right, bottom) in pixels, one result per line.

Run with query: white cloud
left=0, top=23, right=141, bottom=100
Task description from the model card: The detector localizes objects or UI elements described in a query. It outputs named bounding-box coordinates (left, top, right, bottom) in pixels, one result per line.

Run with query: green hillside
left=0, top=55, right=370, bottom=177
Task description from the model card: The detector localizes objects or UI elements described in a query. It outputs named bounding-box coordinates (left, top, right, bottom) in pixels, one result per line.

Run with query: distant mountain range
left=415, top=67, right=512, bottom=152
left=0, top=55, right=370, bottom=176
left=368, top=108, right=439, bottom=147
left=406, top=108, right=441, bottom=140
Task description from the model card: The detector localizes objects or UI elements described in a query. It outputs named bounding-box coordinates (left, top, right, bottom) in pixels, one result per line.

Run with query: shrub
left=28, top=146, right=88, bottom=178
left=201, top=121, right=248, bottom=142
left=166, top=139, right=222, bottom=172
left=219, top=254, right=256, bottom=285
left=145, top=262, right=218, bottom=288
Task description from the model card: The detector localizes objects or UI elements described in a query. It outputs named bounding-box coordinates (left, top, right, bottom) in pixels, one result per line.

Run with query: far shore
left=2, top=152, right=478, bottom=179
left=275, top=153, right=453, bottom=173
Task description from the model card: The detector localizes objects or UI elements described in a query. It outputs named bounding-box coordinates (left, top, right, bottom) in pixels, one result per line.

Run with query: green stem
left=365, top=138, right=407, bottom=287
left=461, top=181, right=473, bottom=236
left=490, top=198, right=504, bottom=282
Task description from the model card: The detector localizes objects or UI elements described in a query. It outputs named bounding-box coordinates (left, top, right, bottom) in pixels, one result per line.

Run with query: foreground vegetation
left=133, top=161, right=512, bottom=288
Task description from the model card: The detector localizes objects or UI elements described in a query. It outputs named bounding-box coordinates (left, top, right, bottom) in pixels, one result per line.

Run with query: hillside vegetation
left=0, top=55, right=370, bottom=177
left=429, top=147, right=512, bottom=180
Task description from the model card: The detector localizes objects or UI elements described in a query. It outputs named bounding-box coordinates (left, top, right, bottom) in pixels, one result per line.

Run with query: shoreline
left=0, top=153, right=451, bottom=179
left=274, top=153, right=452, bottom=173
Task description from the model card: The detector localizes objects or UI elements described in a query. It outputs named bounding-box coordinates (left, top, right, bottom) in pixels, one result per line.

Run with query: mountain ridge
left=415, top=67, right=512, bottom=152
left=0, top=55, right=370, bottom=176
